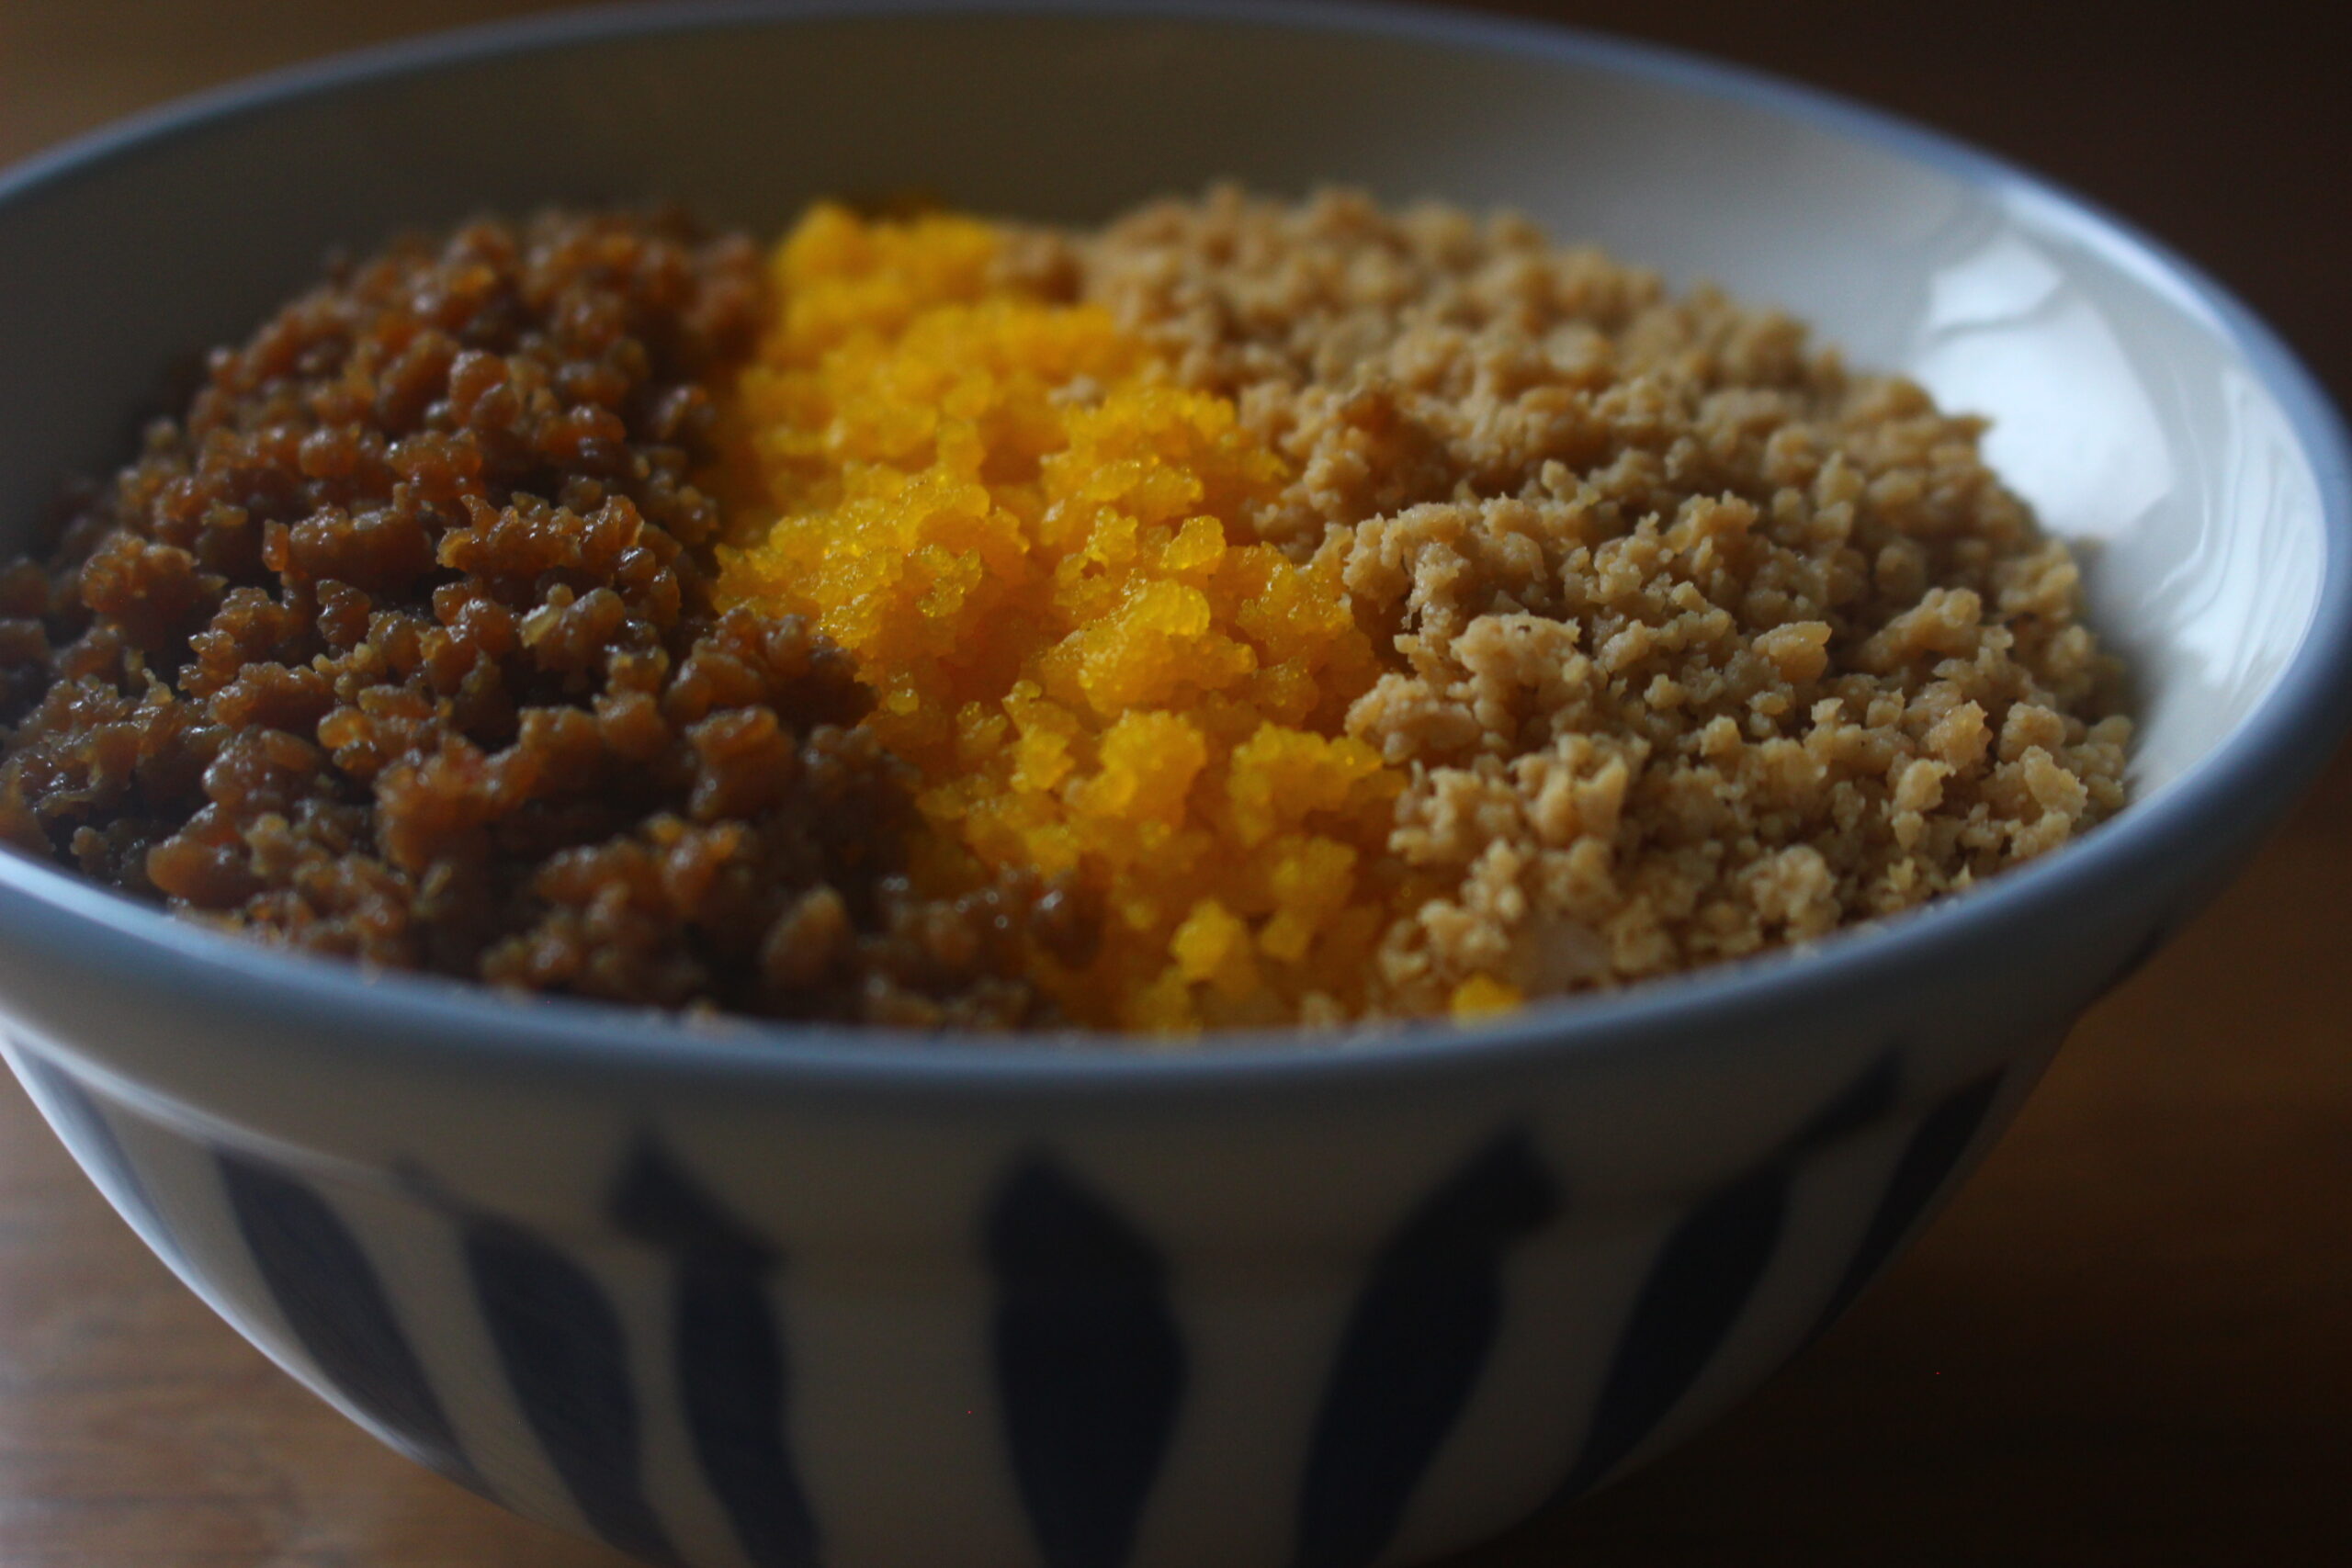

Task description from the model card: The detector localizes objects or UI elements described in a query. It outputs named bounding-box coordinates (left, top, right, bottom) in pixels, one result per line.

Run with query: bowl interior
left=0, top=4, right=2330, bottom=808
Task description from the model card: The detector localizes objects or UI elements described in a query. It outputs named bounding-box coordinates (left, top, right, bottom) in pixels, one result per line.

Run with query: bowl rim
left=2, top=0, right=2347, bottom=1098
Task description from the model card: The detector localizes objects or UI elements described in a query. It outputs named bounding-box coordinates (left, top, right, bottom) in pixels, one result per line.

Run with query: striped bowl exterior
left=9, top=1032, right=2034, bottom=1568
left=4, top=4, right=2347, bottom=1565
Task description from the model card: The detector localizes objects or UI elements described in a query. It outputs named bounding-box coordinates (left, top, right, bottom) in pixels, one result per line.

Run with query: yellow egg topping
left=718, top=207, right=1408, bottom=1030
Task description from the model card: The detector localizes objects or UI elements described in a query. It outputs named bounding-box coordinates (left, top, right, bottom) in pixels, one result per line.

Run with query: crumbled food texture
left=2, top=190, right=2134, bottom=1038
left=0, top=210, right=1087, bottom=1027
left=1027, top=186, right=2132, bottom=1014
left=718, top=207, right=1407, bottom=1030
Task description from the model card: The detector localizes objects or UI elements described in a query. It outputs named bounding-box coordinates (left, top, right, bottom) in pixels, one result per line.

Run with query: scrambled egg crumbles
left=718, top=208, right=1405, bottom=1031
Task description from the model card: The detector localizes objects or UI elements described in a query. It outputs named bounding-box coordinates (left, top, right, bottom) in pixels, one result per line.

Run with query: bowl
left=2, top=4, right=2346, bottom=1566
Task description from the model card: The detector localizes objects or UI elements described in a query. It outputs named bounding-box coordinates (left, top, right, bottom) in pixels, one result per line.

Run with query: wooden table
left=3, top=3, right=2347, bottom=1563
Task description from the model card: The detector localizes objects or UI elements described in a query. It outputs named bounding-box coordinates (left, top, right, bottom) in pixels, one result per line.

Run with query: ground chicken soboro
left=1060, top=187, right=2132, bottom=1015
left=0, top=211, right=1087, bottom=1027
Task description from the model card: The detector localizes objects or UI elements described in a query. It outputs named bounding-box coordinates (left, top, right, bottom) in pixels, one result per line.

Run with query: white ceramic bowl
left=3, top=6, right=2346, bottom=1567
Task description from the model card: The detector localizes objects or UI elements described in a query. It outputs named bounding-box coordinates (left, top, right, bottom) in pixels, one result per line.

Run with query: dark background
left=1, top=3, right=2346, bottom=1564
left=6, top=0, right=2342, bottom=412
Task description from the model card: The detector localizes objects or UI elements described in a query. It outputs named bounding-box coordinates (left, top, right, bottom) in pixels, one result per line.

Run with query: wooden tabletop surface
left=3, top=2, right=2347, bottom=1563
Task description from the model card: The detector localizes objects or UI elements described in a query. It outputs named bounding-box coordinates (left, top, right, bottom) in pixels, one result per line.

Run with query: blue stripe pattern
left=216, top=1152, right=488, bottom=1496
left=1555, top=1162, right=1785, bottom=1501
left=986, top=1155, right=1186, bottom=1568
left=1292, top=1129, right=1561, bottom=1568
left=10, top=1047, right=180, bottom=1267
left=2096, top=919, right=2173, bottom=998
left=1553, top=1053, right=1898, bottom=1502
left=463, top=1211, right=682, bottom=1565
left=610, top=1138, right=819, bottom=1568
left=1807, top=1069, right=2003, bottom=1343
left=37, top=1039, right=1986, bottom=1568
left=1788, top=1054, right=1901, bottom=1155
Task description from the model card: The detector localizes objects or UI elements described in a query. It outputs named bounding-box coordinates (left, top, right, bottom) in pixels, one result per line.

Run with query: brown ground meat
left=0, top=211, right=1086, bottom=1028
